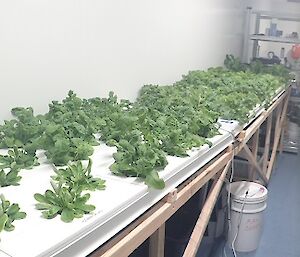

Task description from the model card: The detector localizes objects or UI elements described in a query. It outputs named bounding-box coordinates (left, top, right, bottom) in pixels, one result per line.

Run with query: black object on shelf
left=253, top=51, right=281, bottom=65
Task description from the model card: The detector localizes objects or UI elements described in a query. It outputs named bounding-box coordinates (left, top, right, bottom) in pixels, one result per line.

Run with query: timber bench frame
left=90, top=87, right=290, bottom=257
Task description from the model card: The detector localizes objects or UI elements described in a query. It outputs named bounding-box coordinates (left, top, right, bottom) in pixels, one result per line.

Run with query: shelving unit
left=242, top=7, right=300, bottom=63
left=249, top=35, right=300, bottom=44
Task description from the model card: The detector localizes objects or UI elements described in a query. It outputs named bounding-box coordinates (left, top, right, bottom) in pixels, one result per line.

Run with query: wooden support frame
left=248, top=130, right=260, bottom=180
left=149, top=224, right=165, bottom=257
left=234, top=87, right=291, bottom=185
left=90, top=150, right=233, bottom=257
left=262, top=114, right=273, bottom=174
left=242, top=144, right=268, bottom=184
left=266, top=91, right=290, bottom=179
left=90, top=88, right=290, bottom=257
left=182, top=161, right=231, bottom=257
left=235, top=89, right=289, bottom=154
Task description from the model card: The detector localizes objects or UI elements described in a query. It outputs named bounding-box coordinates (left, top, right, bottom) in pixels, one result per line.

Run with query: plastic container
left=227, top=181, right=268, bottom=252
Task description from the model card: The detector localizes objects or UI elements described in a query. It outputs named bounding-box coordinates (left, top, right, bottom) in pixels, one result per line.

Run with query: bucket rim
left=227, top=181, right=268, bottom=203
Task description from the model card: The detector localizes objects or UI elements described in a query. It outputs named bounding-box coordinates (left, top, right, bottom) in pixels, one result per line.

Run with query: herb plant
left=52, top=158, right=106, bottom=194
left=0, top=147, right=39, bottom=187
left=34, top=181, right=96, bottom=223
left=0, top=146, right=39, bottom=170
left=0, top=169, right=21, bottom=187
left=0, top=194, right=26, bottom=233
left=110, top=138, right=167, bottom=189
left=35, top=160, right=105, bottom=222
left=0, top=56, right=290, bottom=189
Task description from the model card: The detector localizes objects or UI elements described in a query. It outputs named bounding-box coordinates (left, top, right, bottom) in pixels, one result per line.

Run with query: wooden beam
left=262, top=114, right=273, bottom=174
left=90, top=201, right=165, bottom=257
left=235, top=88, right=290, bottom=154
left=182, top=161, right=231, bottom=257
left=266, top=92, right=290, bottom=179
left=199, top=183, right=209, bottom=209
left=264, top=88, right=289, bottom=116
left=149, top=223, right=165, bottom=257
left=165, top=189, right=178, bottom=204
left=95, top=151, right=233, bottom=257
left=243, top=144, right=268, bottom=184
left=249, top=130, right=260, bottom=180
left=258, top=155, right=264, bottom=166
left=279, top=116, right=287, bottom=153
left=237, top=113, right=266, bottom=147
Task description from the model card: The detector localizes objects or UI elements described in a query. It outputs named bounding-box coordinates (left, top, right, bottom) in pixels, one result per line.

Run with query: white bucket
left=227, top=181, right=268, bottom=252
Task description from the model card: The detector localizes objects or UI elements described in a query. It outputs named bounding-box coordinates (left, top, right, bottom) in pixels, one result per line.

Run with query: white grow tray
left=0, top=87, right=286, bottom=257
left=0, top=128, right=237, bottom=257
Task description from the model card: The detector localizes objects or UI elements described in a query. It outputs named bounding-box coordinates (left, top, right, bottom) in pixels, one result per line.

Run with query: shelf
left=250, top=35, right=300, bottom=44
left=252, top=10, right=300, bottom=22
left=242, top=8, right=300, bottom=63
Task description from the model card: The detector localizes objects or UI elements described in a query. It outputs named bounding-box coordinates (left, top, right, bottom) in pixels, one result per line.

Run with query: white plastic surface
left=0, top=158, right=147, bottom=257
left=229, top=181, right=268, bottom=203
left=0, top=87, right=286, bottom=257
left=0, top=129, right=234, bottom=257
left=227, top=181, right=268, bottom=252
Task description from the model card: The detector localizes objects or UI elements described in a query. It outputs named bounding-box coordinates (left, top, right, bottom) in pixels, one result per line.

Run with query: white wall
left=0, top=0, right=245, bottom=120
left=270, top=0, right=300, bottom=14
left=242, top=0, right=272, bottom=10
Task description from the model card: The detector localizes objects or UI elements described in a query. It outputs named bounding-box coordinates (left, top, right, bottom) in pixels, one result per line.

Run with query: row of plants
left=0, top=57, right=291, bottom=228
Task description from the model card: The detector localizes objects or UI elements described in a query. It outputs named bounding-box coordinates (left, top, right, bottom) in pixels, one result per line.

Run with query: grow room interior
left=0, top=1, right=299, bottom=257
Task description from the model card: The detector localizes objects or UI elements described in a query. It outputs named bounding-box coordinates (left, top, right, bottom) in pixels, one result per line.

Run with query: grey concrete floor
left=210, top=152, right=300, bottom=257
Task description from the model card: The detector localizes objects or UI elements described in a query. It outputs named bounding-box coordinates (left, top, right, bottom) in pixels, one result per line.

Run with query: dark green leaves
left=224, top=54, right=247, bottom=72
left=110, top=138, right=167, bottom=189
left=177, top=68, right=284, bottom=123
left=145, top=171, right=165, bottom=190
left=52, top=158, right=106, bottom=193
left=34, top=182, right=96, bottom=223
left=0, top=213, right=8, bottom=232
left=0, top=147, right=39, bottom=187
left=0, top=59, right=288, bottom=191
left=0, top=194, right=26, bottom=233
left=225, top=54, right=293, bottom=82
left=0, top=146, right=39, bottom=170
left=0, top=107, right=45, bottom=148
left=35, top=160, right=105, bottom=223
left=0, top=169, right=22, bottom=187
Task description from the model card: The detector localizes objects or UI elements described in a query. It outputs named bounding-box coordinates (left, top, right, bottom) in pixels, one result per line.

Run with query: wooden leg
left=199, top=183, right=209, bottom=209
left=96, top=152, right=232, bottom=257
left=248, top=130, right=259, bottom=181
left=266, top=94, right=290, bottom=179
left=182, top=161, right=231, bottom=257
left=262, top=115, right=273, bottom=174
left=149, top=224, right=165, bottom=257
left=278, top=119, right=286, bottom=153
left=279, top=109, right=288, bottom=154
left=243, top=145, right=268, bottom=184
